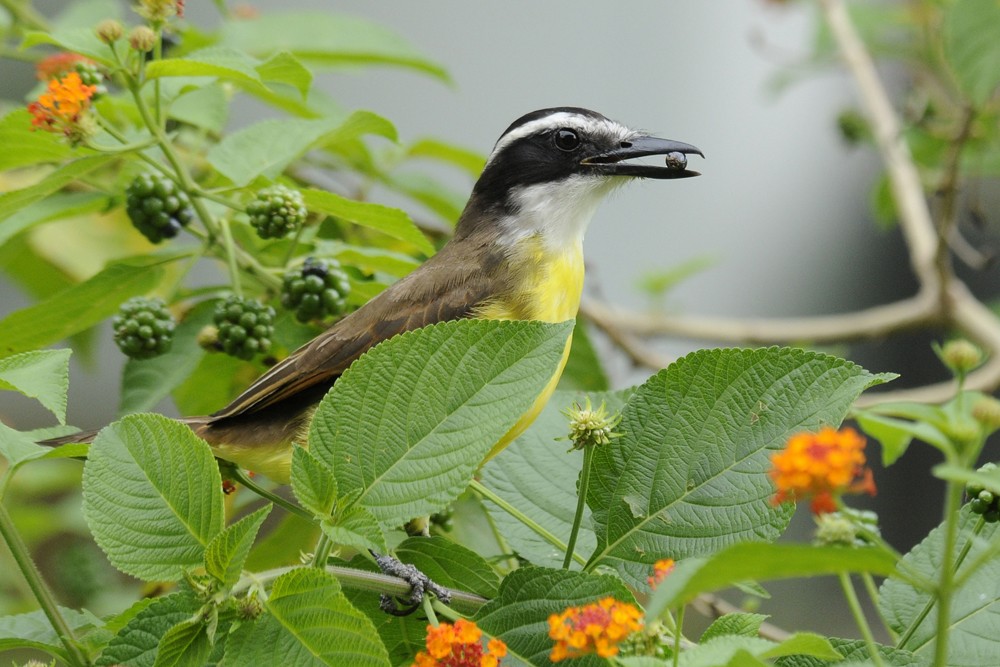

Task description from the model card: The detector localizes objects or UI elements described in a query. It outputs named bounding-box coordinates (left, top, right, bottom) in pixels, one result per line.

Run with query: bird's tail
left=39, top=416, right=211, bottom=447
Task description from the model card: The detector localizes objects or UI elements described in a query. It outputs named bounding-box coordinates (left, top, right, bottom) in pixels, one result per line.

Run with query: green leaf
left=0, top=607, right=102, bottom=659
left=774, top=637, right=919, bottom=667
left=320, top=504, right=386, bottom=554
left=0, top=109, right=81, bottom=170
left=0, top=154, right=114, bottom=225
left=219, top=12, right=448, bottom=81
left=587, top=347, right=891, bottom=586
left=384, top=171, right=465, bottom=224
left=118, top=300, right=213, bottom=417
left=674, top=634, right=840, bottom=667
left=0, top=348, right=71, bottom=423
left=0, top=258, right=165, bottom=356
left=880, top=508, right=1000, bottom=665
left=207, top=110, right=396, bottom=186
left=405, top=138, right=485, bottom=177
left=480, top=389, right=631, bottom=568
left=95, top=592, right=201, bottom=667
left=204, top=505, right=272, bottom=587
left=701, top=613, right=770, bottom=642
left=21, top=27, right=116, bottom=66
left=944, top=0, right=1000, bottom=104
left=168, top=84, right=229, bottom=134
left=308, top=319, right=574, bottom=525
left=223, top=567, right=390, bottom=666
left=558, top=319, right=610, bottom=391
left=257, top=51, right=313, bottom=98
left=304, top=188, right=432, bottom=255
left=646, top=544, right=901, bottom=619
left=0, top=418, right=49, bottom=467
left=316, top=240, right=421, bottom=278
left=395, top=535, right=500, bottom=598
left=474, top=567, right=634, bottom=666
left=291, top=445, right=338, bottom=517
left=0, top=191, right=109, bottom=248
left=83, top=413, right=225, bottom=581
left=146, top=46, right=263, bottom=85
left=153, top=618, right=211, bottom=667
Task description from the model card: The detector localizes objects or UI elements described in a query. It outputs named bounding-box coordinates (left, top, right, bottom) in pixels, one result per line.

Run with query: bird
left=48, top=107, right=702, bottom=482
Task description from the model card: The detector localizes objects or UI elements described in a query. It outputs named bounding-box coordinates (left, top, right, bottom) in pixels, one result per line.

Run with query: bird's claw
left=372, top=551, right=451, bottom=616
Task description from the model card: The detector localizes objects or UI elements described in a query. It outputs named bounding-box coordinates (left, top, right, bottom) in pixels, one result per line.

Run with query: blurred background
left=2, top=0, right=998, bottom=645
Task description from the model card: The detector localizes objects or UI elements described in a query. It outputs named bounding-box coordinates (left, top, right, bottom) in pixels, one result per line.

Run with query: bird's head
left=458, top=107, right=702, bottom=245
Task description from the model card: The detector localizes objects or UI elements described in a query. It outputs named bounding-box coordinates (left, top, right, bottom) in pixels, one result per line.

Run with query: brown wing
left=207, top=235, right=508, bottom=421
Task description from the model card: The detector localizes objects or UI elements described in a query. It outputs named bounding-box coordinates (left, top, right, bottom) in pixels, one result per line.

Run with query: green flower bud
left=95, top=18, right=124, bottom=43
left=972, top=397, right=1000, bottom=431
left=563, top=398, right=620, bottom=450
left=939, top=339, right=983, bottom=375
left=128, top=26, right=157, bottom=52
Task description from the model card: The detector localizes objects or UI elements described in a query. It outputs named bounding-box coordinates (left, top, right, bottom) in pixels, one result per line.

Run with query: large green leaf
left=474, top=567, right=635, bottom=667
left=0, top=421, right=48, bottom=467
left=0, top=155, right=114, bottom=225
left=774, top=638, right=919, bottom=667
left=223, top=568, right=390, bottom=666
left=0, top=348, right=71, bottom=424
left=0, top=259, right=165, bottom=356
left=395, top=535, right=500, bottom=598
left=944, top=0, right=1000, bottom=104
left=480, top=389, right=631, bottom=569
left=587, top=347, right=891, bottom=587
left=21, top=27, right=117, bottom=66
left=0, top=109, right=81, bottom=170
left=219, top=12, right=448, bottom=80
left=83, top=414, right=225, bottom=581
left=146, top=46, right=263, bottom=85
left=308, top=319, right=574, bottom=526
left=152, top=619, right=212, bottom=667
left=206, top=110, right=395, bottom=186
left=880, top=508, right=1000, bottom=666
left=0, top=607, right=102, bottom=660
left=304, top=188, right=433, bottom=255
left=95, top=592, right=201, bottom=667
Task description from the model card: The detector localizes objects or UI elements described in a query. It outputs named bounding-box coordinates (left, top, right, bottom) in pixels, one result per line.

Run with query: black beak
left=582, top=136, right=703, bottom=179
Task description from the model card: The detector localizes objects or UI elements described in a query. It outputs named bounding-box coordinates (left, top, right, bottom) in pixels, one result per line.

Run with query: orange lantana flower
left=769, top=426, right=876, bottom=514
left=36, top=52, right=97, bottom=81
left=648, top=558, right=676, bottom=588
left=414, top=618, right=507, bottom=667
left=547, top=597, right=643, bottom=662
left=27, top=72, right=98, bottom=142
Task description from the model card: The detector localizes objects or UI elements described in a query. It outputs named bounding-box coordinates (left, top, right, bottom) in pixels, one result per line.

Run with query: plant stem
left=311, top=532, right=334, bottom=569
left=930, top=480, right=965, bottom=667
left=227, top=466, right=313, bottom=523
left=469, top=479, right=586, bottom=567
left=861, top=572, right=896, bottom=643
left=219, top=218, right=243, bottom=297
left=562, top=445, right=593, bottom=569
left=0, top=503, right=90, bottom=667
left=672, top=605, right=685, bottom=667
left=422, top=594, right=439, bottom=626
left=839, top=572, right=885, bottom=667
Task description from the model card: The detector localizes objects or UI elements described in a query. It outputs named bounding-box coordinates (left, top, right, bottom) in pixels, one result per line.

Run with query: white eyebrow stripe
left=486, top=112, right=635, bottom=167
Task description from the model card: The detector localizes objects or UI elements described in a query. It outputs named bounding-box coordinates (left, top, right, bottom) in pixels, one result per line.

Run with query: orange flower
left=648, top=558, right=675, bottom=588
left=547, top=597, right=643, bottom=662
left=769, top=426, right=876, bottom=514
left=27, top=72, right=98, bottom=141
left=36, top=52, right=97, bottom=81
left=413, top=618, right=507, bottom=667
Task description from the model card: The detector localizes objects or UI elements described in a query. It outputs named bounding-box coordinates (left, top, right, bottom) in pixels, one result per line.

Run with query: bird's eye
left=554, top=128, right=580, bottom=151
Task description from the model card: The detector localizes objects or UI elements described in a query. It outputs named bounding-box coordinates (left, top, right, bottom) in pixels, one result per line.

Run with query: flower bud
left=128, top=25, right=157, bottom=52
left=814, top=512, right=858, bottom=547
left=95, top=19, right=124, bottom=43
left=940, top=339, right=983, bottom=375
left=563, top=398, right=620, bottom=450
left=972, top=397, right=1000, bottom=431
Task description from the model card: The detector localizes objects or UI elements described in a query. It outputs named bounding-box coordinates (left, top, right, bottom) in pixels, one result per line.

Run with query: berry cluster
left=281, top=257, right=350, bottom=322
left=112, top=297, right=175, bottom=360
left=213, top=296, right=274, bottom=360
left=247, top=185, right=307, bottom=239
left=967, top=462, right=1000, bottom=523
left=126, top=173, right=195, bottom=243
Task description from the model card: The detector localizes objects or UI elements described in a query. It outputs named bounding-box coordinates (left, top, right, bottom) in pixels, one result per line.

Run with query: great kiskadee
left=52, top=107, right=701, bottom=482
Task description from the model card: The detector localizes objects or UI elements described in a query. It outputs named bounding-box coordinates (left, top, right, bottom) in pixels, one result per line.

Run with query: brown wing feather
left=208, top=234, right=508, bottom=421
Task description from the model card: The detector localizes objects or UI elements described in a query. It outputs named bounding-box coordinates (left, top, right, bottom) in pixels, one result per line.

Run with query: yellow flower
left=27, top=72, right=97, bottom=142
left=648, top=558, right=675, bottom=588
left=413, top=618, right=507, bottom=667
left=769, top=426, right=876, bottom=514
left=547, top=597, right=643, bottom=662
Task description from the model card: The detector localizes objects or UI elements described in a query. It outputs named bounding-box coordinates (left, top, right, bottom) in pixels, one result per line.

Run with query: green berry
left=986, top=510, right=1000, bottom=524
left=213, top=296, right=274, bottom=360
left=125, top=172, right=194, bottom=243
left=971, top=497, right=990, bottom=515
left=112, top=297, right=175, bottom=359
left=246, top=184, right=307, bottom=239
left=280, top=257, right=350, bottom=322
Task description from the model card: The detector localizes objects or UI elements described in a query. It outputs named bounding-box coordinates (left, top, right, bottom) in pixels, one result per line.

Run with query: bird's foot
left=371, top=551, right=451, bottom=616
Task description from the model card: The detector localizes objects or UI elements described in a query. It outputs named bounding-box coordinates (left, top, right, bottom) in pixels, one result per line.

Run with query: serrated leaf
left=0, top=348, right=71, bottom=423
left=257, top=51, right=313, bottom=98
left=0, top=108, right=80, bottom=170
left=676, top=633, right=840, bottom=667
left=0, top=420, right=48, bottom=467
left=646, top=544, right=900, bottom=619
left=219, top=12, right=448, bottom=80
left=83, top=413, right=225, bottom=581
left=0, top=607, right=102, bottom=659
left=308, top=319, right=574, bottom=525
left=96, top=592, right=201, bottom=667
left=303, top=188, right=432, bottom=255
left=944, top=0, right=1000, bottom=104
left=320, top=504, right=386, bottom=554
left=480, top=389, right=630, bottom=568
left=207, top=110, right=395, bottom=186
left=701, top=613, right=770, bottom=642
left=153, top=618, right=211, bottom=667
left=223, top=567, right=390, bottom=666
left=205, top=505, right=272, bottom=587
left=880, top=508, right=1000, bottom=665
left=146, top=46, right=262, bottom=85
left=774, top=637, right=919, bottom=667
left=395, top=535, right=500, bottom=598
left=291, top=445, right=338, bottom=517
left=21, top=27, right=116, bottom=66
left=0, top=259, right=164, bottom=357
left=474, top=567, right=634, bottom=666
left=587, top=347, right=890, bottom=587
left=0, top=154, right=114, bottom=225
